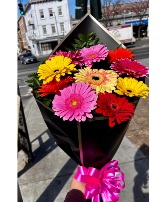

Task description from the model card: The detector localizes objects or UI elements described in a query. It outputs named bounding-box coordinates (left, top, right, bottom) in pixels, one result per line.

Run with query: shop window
left=41, top=43, right=52, bottom=51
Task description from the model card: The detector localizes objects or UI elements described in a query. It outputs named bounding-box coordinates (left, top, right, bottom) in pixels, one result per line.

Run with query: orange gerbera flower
left=38, top=76, right=74, bottom=97
left=107, top=48, right=135, bottom=63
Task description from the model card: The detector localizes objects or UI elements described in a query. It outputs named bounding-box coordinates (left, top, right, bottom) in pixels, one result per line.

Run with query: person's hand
left=70, top=176, right=86, bottom=194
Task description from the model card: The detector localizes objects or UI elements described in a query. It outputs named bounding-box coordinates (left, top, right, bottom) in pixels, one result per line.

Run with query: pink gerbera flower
left=110, top=58, right=149, bottom=78
left=52, top=82, right=98, bottom=122
left=80, top=44, right=109, bottom=68
left=49, top=50, right=83, bottom=67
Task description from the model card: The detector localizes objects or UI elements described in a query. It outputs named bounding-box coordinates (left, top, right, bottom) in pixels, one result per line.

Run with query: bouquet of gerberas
left=26, top=15, right=148, bottom=202
left=27, top=34, right=148, bottom=126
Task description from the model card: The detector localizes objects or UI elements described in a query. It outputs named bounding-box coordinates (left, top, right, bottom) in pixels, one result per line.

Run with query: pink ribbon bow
left=74, top=160, right=125, bottom=202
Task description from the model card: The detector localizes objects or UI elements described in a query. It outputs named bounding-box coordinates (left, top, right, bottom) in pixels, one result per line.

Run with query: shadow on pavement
left=36, top=158, right=77, bottom=202
left=133, top=144, right=149, bottom=202
left=124, top=44, right=136, bottom=49
left=18, top=129, right=57, bottom=177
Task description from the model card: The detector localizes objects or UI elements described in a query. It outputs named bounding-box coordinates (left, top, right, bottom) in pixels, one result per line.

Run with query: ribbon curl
left=74, top=160, right=125, bottom=202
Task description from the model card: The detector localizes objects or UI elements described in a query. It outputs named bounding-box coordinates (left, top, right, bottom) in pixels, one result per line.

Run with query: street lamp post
left=53, top=12, right=60, bottom=43
left=123, top=10, right=126, bottom=24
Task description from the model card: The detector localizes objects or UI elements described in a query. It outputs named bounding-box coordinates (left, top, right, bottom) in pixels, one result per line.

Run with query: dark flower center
left=111, top=103, right=117, bottom=110
left=66, top=94, right=83, bottom=109
left=92, top=76, right=100, bottom=80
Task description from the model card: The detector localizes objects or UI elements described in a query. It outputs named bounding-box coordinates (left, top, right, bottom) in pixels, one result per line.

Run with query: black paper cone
left=36, top=98, right=134, bottom=169
left=33, top=14, right=143, bottom=169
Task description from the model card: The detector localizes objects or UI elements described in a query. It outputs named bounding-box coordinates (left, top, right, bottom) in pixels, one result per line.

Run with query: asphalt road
left=131, top=47, right=149, bottom=60
left=18, top=56, right=48, bottom=76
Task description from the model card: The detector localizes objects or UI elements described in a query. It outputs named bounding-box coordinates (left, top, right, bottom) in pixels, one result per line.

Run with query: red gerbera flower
left=95, top=93, right=135, bottom=127
left=38, top=76, right=74, bottom=97
left=107, top=48, right=135, bottom=63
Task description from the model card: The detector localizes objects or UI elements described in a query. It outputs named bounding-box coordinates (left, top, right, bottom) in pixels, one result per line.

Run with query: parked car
left=18, top=49, right=31, bottom=60
left=18, top=53, right=23, bottom=60
left=20, top=53, right=37, bottom=64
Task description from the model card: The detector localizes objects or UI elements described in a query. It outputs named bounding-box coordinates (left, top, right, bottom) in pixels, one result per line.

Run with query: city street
left=16, top=0, right=150, bottom=200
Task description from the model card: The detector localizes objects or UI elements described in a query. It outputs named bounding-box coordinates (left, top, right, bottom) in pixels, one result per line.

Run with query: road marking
left=21, top=94, right=33, bottom=97
left=19, top=85, right=28, bottom=88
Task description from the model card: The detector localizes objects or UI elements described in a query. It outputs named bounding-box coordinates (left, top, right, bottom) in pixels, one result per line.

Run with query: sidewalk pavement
left=18, top=59, right=149, bottom=202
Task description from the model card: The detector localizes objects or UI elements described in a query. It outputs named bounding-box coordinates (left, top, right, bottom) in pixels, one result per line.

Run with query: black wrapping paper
left=36, top=99, right=132, bottom=169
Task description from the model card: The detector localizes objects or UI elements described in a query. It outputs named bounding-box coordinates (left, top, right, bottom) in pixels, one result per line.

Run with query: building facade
left=18, top=16, right=29, bottom=53
left=23, top=0, right=71, bottom=56
left=100, top=1, right=149, bottom=38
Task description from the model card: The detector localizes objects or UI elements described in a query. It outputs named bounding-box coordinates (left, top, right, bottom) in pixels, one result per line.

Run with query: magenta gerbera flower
left=52, top=82, right=98, bottom=122
left=80, top=44, right=109, bottom=68
left=110, top=58, right=149, bottom=78
left=49, top=50, right=83, bottom=67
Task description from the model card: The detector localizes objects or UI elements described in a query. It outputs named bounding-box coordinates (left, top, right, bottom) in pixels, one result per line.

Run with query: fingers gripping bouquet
left=27, top=16, right=149, bottom=202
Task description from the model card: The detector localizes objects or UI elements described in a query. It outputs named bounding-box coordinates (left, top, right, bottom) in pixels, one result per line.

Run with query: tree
left=127, top=0, right=149, bottom=39
left=101, top=0, right=124, bottom=27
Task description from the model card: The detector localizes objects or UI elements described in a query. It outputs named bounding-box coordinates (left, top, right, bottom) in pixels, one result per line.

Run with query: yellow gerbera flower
left=74, top=67, right=118, bottom=93
left=37, top=56, right=76, bottom=84
left=114, top=77, right=149, bottom=98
